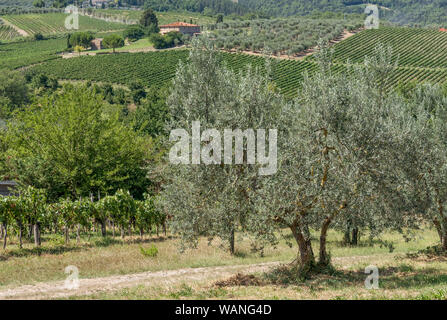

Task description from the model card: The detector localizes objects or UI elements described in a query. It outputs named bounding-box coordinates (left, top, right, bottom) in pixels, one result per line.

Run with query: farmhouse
left=159, top=22, right=201, bottom=36
left=0, top=180, right=17, bottom=196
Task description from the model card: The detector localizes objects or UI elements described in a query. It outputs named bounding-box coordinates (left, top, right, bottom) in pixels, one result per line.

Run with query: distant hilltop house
left=159, top=22, right=201, bottom=36
left=90, top=38, right=103, bottom=50
left=440, top=28, right=447, bottom=32
left=0, top=180, right=17, bottom=196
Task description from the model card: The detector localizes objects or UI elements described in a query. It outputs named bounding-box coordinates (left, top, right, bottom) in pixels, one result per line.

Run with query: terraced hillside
left=0, top=24, right=20, bottom=40
left=2, top=13, right=125, bottom=36
left=25, top=27, right=447, bottom=97
left=331, top=27, right=447, bottom=86
left=28, top=50, right=319, bottom=97
left=0, top=37, right=66, bottom=70
left=333, top=27, right=447, bottom=68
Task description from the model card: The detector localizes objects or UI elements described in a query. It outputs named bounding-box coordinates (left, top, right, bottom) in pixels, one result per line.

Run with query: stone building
left=159, top=22, right=201, bottom=36
left=90, top=38, right=103, bottom=50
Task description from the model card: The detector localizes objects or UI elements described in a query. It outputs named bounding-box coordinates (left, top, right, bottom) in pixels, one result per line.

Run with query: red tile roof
left=160, top=22, right=200, bottom=28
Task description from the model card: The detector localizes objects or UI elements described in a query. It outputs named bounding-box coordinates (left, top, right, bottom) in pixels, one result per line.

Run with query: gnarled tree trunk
left=290, top=220, right=315, bottom=268
left=319, top=217, right=332, bottom=266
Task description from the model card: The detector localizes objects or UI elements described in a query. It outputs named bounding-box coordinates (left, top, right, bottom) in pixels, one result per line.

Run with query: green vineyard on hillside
left=22, top=28, right=447, bottom=97
left=333, top=27, right=447, bottom=69
left=28, top=50, right=320, bottom=97
left=0, top=24, right=20, bottom=40
left=29, top=47, right=447, bottom=98
left=2, top=13, right=126, bottom=35
left=0, top=37, right=66, bottom=69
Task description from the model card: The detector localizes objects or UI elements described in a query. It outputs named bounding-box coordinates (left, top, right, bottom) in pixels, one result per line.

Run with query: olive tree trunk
left=319, top=217, right=332, bottom=266
left=290, top=220, right=315, bottom=268
left=229, top=228, right=235, bottom=255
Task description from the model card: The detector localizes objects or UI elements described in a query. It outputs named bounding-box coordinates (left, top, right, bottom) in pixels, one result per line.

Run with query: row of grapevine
left=0, top=187, right=166, bottom=250
left=0, top=37, right=66, bottom=70
left=29, top=48, right=447, bottom=98
left=0, top=24, right=20, bottom=41
left=332, top=27, right=447, bottom=69
left=3, top=13, right=126, bottom=36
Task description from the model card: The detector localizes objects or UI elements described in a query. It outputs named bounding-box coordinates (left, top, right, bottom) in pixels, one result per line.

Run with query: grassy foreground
left=0, top=228, right=445, bottom=300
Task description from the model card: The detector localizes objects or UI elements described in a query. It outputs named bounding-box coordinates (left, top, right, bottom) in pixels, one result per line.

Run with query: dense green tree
left=142, top=0, right=248, bottom=15
left=5, top=85, right=151, bottom=201
left=150, top=31, right=182, bottom=49
left=123, top=25, right=145, bottom=41
left=0, top=69, right=29, bottom=119
left=103, top=34, right=125, bottom=53
left=68, top=32, right=94, bottom=48
left=140, top=8, right=158, bottom=28
left=129, top=80, right=147, bottom=104
left=131, top=85, right=170, bottom=137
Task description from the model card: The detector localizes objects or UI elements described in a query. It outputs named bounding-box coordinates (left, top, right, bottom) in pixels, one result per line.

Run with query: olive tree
left=160, top=38, right=284, bottom=254
left=247, top=45, right=410, bottom=269
left=161, top=40, right=413, bottom=271
left=393, top=83, right=447, bottom=251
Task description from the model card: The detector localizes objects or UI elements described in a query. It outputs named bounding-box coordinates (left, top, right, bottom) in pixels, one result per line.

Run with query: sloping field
left=0, top=24, right=20, bottom=40
left=0, top=37, right=66, bottom=70
left=28, top=50, right=319, bottom=97
left=333, top=27, right=447, bottom=69
left=25, top=27, right=447, bottom=96
left=2, top=13, right=125, bottom=36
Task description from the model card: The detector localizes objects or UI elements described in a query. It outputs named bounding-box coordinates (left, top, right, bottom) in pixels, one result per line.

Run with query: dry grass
left=0, top=227, right=443, bottom=301
left=67, top=254, right=447, bottom=300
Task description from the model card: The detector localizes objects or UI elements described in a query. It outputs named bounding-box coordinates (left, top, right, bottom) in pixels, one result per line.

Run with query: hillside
left=333, top=27, right=447, bottom=68
left=2, top=13, right=126, bottom=36
left=25, top=27, right=447, bottom=96
left=0, top=37, right=65, bottom=69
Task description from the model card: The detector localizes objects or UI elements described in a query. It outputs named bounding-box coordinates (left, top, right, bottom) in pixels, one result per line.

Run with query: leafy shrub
left=123, top=25, right=145, bottom=41
left=34, top=33, right=44, bottom=40
left=102, top=34, right=124, bottom=52
left=140, top=245, right=158, bottom=257
left=150, top=31, right=183, bottom=49
left=68, top=31, right=94, bottom=48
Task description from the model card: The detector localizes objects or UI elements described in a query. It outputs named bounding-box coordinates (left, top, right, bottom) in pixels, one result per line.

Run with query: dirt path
left=0, top=262, right=280, bottom=300
left=1, top=17, right=29, bottom=37
left=0, top=254, right=382, bottom=300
